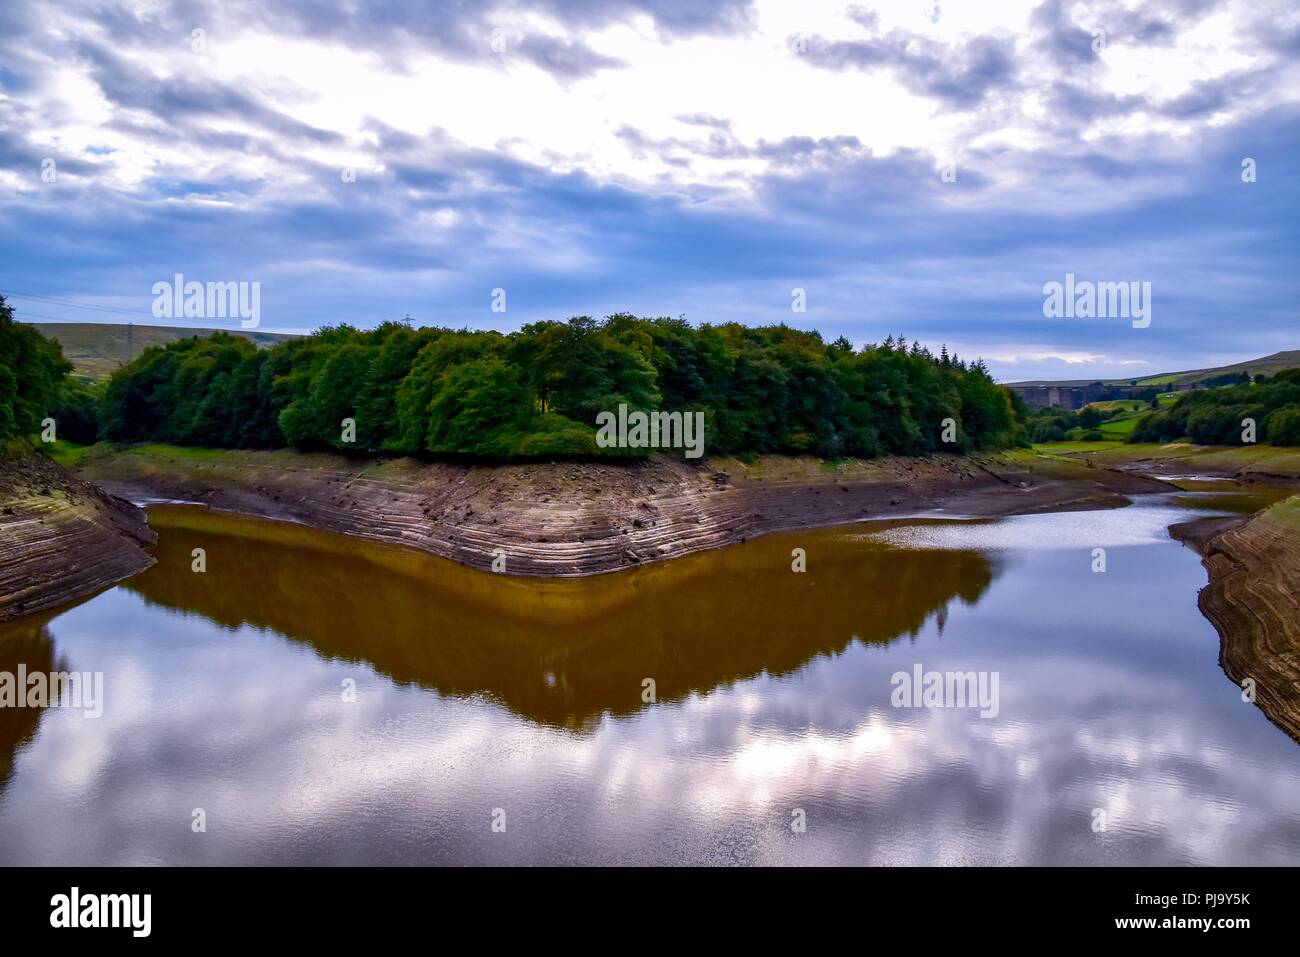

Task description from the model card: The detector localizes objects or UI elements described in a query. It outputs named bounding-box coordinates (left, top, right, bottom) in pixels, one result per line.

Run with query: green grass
left=1265, top=493, right=1300, bottom=530
left=1131, top=351, right=1300, bottom=388
left=49, top=441, right=254, bottom=472
left=1133, top=373, right=1184, bottom=386
left=1, top=437, right=40, bottom=460
left=1042, top=442, right=1300, bottom=479
left=1098, top=416, right=1141, bottom=437
left=44, top=440, right=96, bottom=467
left=1033, top=440, right=1124, bottom=453
left=120, top=443, right=236, bottom=461
left=1086, top=399, right=1147, bottom=413
left=1078, top=397, right=1176, bottom=439
left=1077, top=398, right=1152, bottom=439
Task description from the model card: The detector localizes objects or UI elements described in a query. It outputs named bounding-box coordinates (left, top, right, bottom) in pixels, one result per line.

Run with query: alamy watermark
left=50, top=887, right=150, bottom=937
left=0, top=666, right=103, bottom=718
left=595, top=404, right=705, bottom=459
left=890, top=664, right=1000, bottom=719
left=1042, top=273, right=1151, bottom=328
left=151, top=273, right=260, bottom=328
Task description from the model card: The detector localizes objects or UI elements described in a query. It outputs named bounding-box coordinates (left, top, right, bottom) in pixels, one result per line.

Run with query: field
left=1130, top=350, right=1300, bottom=388
left=1007, top=350, right=1300, bottom=390
left=1132, top=373, right=1184, bottom=386
left=31, top=322, right=297, bottom=381
left=1098, top=415, right=1141, bottom=437
left=1085, top=399, right=1148, bottom=413
left=1076, top=392, right=1183, bottom=439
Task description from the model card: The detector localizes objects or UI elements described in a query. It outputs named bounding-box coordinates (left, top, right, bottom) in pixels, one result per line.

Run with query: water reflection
left=123, top=507, right=997, bottom=728
left=1164, top=479, right=1295, bottom=515
left=1, top=498, right=1299, bottom=865
left=0, top=614, right=61, bottom=794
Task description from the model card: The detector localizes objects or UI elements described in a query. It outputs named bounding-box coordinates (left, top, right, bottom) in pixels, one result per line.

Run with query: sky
left=0, top=0, right=1297, bottom=382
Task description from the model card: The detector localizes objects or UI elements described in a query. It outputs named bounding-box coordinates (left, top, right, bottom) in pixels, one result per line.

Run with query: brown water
left=1, top=487, right=1298, bottom=865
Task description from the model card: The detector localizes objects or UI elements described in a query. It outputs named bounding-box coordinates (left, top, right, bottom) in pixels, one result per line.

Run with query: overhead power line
left=13, top=311, right=117, bottom=324
left=2, top=289, right=159, bottom=320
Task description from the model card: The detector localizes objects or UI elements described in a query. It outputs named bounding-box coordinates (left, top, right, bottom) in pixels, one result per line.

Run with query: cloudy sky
left=1, top=0, right=1297, bottom=381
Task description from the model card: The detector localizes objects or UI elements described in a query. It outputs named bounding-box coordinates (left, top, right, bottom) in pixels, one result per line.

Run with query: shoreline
left=1039, top=441, right=1300, bottom=486
left=1172, top=494, right=1300, bottom=744
left=65, top=444, right=1171, bottom=578
left=1055, top=441, right=1300, bottom=744
left=0, top=449, right=156, bottom=623
left=7, top=440, right=1300, bottom=747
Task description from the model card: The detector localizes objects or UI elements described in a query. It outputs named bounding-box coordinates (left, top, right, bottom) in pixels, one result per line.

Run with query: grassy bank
left=1033, top=440, right=1300, bottom=480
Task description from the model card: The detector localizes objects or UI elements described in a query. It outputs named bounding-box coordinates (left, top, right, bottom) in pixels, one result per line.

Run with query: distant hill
left=1005, top=350, right=1300, bottom=389
left=1004, top=350, right=1300, bottom=410
left=1127, top=350, right=1300, bottom=388
left=30, top=322, right=298, bottom=381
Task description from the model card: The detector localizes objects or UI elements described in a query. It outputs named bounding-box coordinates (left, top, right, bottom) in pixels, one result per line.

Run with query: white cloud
left=14, top=0, right=1298, bottom=206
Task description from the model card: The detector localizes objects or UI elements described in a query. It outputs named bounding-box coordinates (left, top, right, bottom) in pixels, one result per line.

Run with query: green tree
left=425, top=358, right=531, bottom=456
left=0, top=295, right=72, bottom=441
left=1266, top=406, right=1300, bottom=446
left=94, top=311, right=1033, bottom=461
left=1078, top=406, right=1103, bottom=429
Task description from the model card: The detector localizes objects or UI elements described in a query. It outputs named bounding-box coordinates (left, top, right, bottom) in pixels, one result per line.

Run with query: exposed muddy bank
left=0, top=450, right=156, bottom=622
left=69, top=444, right=1169, bottom=578
left=24, top=441, right=1300, bottom=749
left=1176, top=494, right=1300, bottom=744
left=1169, top=514, right=1250, bottom=553
left=1050, top=442, right=1300, bottom=486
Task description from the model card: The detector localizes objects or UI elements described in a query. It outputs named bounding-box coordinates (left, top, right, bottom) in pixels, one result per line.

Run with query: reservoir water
left=2, top=488, right=1298, bottom=865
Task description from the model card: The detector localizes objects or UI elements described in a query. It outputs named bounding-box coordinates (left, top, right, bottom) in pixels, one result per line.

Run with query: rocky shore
left=0, top=448, right=156, bottom=622
left=1175, top=495, right=1300, bottom=743
left=8, top=440, right=1300, bottom=748
left=68, top=444, right=1169, bottom=578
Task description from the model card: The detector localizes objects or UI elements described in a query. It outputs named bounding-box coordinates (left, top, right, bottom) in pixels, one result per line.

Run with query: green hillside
left=1006, top=350, right=1300, bottom=389
left=31, top=322, right=297, bottom=381
left=1131, top=350, right=1300, bottom=387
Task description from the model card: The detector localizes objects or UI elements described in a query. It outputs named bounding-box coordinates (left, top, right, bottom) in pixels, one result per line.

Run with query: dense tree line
left=95, top=316, right=1025, bottom=459
left=1199, top=370, right=1252, bottom=389
left=1023, top=402, right=1137, bottom=443
left=0, top=295, right=81, bottom=444
left=1129, top=369, right=1300, bottom=445
left=1024, top=405, right=1096, bottom=443
left=18, top=294, right=1300, bottom=458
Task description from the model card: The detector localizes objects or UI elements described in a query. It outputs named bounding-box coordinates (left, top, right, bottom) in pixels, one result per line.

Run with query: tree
left=425, top=358, right=531, bottom=455
left=1266, top=406, right=1300, bottom=446
left=1078, top=406, right=1104, bottom=429
left=0, top=295, right=72, bottom=442
left=94, top=312, right=1033, bottom=461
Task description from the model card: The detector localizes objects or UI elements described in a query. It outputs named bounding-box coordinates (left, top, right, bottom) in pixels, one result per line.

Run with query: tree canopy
left=1129, top=371, right=1300, bottom=446
left=0, top=295, right=73, bottom=443
left=95, top=316, right=1026, bottom=460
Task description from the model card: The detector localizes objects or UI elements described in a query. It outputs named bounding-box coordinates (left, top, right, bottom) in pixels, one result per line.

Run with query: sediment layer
left=1178, top=494, right=1300, bottom=744
left=0, top=449, right=156, bottom=622
left=71, top=445, right=1169, bottom=578
left=19, top=440, right=1300, bottom=750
